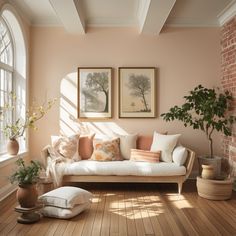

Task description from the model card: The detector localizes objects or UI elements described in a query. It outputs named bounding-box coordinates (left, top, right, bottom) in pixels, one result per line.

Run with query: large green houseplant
left=161, top=85, right=235, bottom=158
left=161, top=85, right=235, bottom=177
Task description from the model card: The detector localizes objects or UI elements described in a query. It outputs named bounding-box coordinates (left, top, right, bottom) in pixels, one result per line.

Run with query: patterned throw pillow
left=51, top=134, right=80, bottom=161
left=90, top=138, right=121, bottom=161
left=130, top=149, right=160, bottom=163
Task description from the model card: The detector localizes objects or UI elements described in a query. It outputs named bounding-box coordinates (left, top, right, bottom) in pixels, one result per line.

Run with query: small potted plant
left=10, top=158, right=42, bottom=208
left=161, top=84, right=235, bottom=177
left=0, top=92, right=56, bottom=155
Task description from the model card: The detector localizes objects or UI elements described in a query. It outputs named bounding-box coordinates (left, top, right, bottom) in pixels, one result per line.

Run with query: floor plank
left=124, top=191, right=137, bottom=236
left=100, top=191, right=112, bottom=236
left=0, top=181, right=235, bottom=236
left=79, top=191, right=100, bottom=236
left=188, top=192, right=234, bottom=236
left=109, top=190, right=119, bottom=236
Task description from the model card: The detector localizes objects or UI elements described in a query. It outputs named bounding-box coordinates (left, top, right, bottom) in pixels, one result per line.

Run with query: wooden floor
left=0, top=180, right=236, bottom=236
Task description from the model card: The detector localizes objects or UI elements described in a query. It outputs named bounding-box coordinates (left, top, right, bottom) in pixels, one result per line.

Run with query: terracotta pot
left=7, top=139, right=19, bottom=155
left=201, top=164, right=215, bottom=179
left=17, top=184, right=38, bottom=208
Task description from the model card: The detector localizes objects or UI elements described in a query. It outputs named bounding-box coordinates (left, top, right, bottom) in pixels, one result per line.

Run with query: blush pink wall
left=30, top=26, right=221, bottom=167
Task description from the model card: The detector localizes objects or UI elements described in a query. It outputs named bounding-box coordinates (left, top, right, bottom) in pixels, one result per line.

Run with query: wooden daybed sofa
left=41, top=135, right=195, bottom=194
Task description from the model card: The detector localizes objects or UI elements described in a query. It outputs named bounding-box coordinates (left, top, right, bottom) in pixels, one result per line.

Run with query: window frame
left=0, top=5, right=27, bottom=156
left=0, top=16, right=14, bottom=155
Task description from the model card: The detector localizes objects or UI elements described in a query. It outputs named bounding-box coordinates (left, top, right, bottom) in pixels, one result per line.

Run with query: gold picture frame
left=119, top=67, right=156, bottom=118
left=78, top=67, right=112, bottom=119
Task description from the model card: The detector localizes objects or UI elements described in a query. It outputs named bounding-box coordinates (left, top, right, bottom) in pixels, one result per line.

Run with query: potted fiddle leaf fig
left=161, top=84, right=235, bottom=177
left=10, top=158, right=42, bottom=208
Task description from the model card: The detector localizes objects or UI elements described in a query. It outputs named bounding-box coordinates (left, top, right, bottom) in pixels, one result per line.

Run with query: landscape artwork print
left=119, top=67, right=156, bottom=118
left=78, top=67, right=112, bottom=118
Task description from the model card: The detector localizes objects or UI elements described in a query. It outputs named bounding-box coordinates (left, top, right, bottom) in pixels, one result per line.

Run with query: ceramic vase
left=201, top=164, right=215, bottom=179
left=7, top=139, right=19, bottom=155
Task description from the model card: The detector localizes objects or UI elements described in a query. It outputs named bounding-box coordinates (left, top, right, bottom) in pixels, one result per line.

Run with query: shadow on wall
left=60, top=72, right=127, bottom=138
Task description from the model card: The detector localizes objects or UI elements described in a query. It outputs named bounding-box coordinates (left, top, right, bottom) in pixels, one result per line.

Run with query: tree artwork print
left=127, top=74, right=151, bottom=112
left=78, top=68, right=112, bottom=118
left=119, top=67, right=156, bottom=118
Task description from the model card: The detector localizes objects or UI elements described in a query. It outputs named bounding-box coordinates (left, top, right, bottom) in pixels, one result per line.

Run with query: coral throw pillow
left=90, top=138, right=121, bottom=161
left=130, top=149, right=160, bottom=163
left=79, top=134, right=95, bottom=160
left=137, top=132, right=167, bottom=150
left=51, top=134, right=80, bottom=161
left=136, top=136, right=153, bottom=150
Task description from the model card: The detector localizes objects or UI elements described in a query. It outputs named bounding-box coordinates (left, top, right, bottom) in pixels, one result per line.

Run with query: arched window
left=0, top=5, right=27, bottom=154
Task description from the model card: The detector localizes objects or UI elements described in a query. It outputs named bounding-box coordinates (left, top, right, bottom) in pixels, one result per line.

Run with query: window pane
left=0, top=69, right=12, bottom=154
left=0, top=17, right=13, bottom=66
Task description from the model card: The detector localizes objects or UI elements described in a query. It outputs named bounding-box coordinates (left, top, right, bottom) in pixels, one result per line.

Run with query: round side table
left=37, top=178, right=54, bottom=195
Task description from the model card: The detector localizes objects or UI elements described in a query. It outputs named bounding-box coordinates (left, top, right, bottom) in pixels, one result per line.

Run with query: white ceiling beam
left=49, top=0, right=85, bottom=34
left=218, top=0, right=236, bottom=26
left=139, top=0, right=176, bottom=35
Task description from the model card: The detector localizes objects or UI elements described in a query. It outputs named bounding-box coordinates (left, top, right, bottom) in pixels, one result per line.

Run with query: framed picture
left=119, top=67, right=156, bottom=118
left=78, top=67, right=112, bottom=119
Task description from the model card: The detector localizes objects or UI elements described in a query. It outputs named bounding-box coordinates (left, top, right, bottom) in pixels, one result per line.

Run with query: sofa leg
left=178, top=182, right=183, bottom=195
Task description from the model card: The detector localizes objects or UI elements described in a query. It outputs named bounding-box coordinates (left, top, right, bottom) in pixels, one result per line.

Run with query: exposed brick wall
left=221, top=16, right=236, bottom=164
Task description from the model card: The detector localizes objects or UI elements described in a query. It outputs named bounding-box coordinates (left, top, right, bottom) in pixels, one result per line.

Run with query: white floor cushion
left=41, top=202, right=91, bottom=219
left=38, top=186, right=93, bottom=208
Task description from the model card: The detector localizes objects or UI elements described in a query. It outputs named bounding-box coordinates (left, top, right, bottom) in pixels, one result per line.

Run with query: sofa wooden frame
left=41, top=147, right=195, bottom=194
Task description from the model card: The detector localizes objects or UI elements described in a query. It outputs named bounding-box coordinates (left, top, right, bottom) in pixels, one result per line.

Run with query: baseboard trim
left=0, top=183, right=17, bottom=203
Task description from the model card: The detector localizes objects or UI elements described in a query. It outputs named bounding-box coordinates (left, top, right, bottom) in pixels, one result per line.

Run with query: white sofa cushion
left=41, top=202, right=91, bottom=219
left=172, top=146, right=188, bottom=166
left=38, top=186, right=93, bottom=208
left=64, top=160, right=186, bottom=176
left=150, top=132, right=181, bottom=162
left=114, top=133, right=138, bottom=159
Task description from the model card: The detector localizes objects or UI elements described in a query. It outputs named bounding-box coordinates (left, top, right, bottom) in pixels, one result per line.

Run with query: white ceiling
left=8, top=0, right=235, bottom=34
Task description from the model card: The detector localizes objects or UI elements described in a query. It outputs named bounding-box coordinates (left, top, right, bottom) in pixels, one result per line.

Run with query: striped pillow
left=130, top=149, right=160, bottom=163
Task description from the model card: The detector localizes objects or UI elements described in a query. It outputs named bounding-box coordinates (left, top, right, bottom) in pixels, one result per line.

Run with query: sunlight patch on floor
left=108, top=197, right=165, bottom=219
left=166, top=194, right=194, bottom=209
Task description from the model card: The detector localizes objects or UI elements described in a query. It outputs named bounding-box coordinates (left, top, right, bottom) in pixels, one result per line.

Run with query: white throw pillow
left=41, top=202, right=91, bottom=219
left=38, top=186, right=93, bottom=208
left=150, top=132, right=181, bottom=162
left=114, top=133, right=138, bottom=159
left=172, top=146, right=188, bottom=166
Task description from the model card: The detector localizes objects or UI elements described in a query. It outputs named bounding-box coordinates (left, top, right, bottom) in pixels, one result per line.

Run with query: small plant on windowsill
left=0, top=92, right=56, bottom=155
